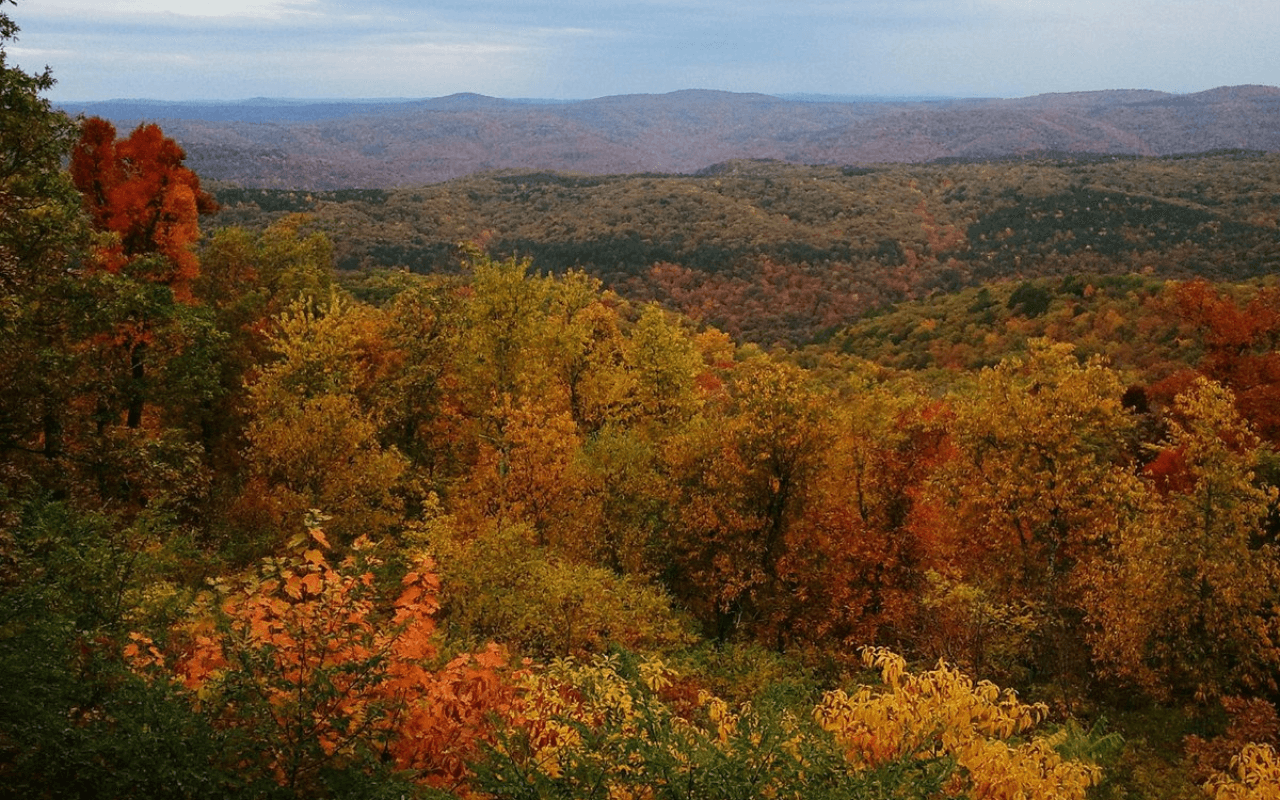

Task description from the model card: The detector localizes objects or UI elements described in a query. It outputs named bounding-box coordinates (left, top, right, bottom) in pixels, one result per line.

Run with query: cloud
left=10, top=0, right=1280, bottom=101
left=34, top=0, right=318, bottom=20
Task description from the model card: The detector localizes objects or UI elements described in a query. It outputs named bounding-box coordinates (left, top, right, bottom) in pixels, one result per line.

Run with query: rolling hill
left=59, top=85, right=1280, bottom=189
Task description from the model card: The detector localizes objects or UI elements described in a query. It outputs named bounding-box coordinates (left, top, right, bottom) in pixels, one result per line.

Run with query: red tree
left=1155, top=281, right=1280, bottom=446
left=71, top=117, right=217, bottom=302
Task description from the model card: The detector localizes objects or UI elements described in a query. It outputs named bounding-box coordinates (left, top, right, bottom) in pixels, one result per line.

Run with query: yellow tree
left=1205, top=744, right=1280, bottom=800
left=546, top=281, right=635, bottom=434
left=191, top=220, right=336, bottom=468
left=926, top=340, right=1144, bottom=684
left=450, top=396, right=591, bottom=553
left=380, top=276, right=467, bottom=486
left=456, top=246, right=557, bottom=412
left=625, top=303, right=702, bottom=427
left=240, top=294, right=407, bottom=543
left=1085, top=378, right=1280, bottom=700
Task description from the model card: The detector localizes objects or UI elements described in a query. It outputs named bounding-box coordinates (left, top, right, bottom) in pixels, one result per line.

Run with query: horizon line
left=52, top=84, right=1280, bottom=108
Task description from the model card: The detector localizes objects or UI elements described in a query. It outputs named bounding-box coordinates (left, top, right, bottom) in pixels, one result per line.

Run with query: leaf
left=301, top=572, right=323, bottom=596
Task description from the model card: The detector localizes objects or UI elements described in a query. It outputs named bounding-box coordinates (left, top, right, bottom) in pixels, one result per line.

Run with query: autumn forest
left=5, top=9, right=1280, bottom=800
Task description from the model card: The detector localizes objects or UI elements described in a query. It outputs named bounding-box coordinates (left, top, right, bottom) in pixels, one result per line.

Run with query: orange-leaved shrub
left=126, top=526, right=516, bottom=796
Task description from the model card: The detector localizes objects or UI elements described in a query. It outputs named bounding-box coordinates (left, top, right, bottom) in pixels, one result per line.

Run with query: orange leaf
left=302, top=573, right=323, bottom=596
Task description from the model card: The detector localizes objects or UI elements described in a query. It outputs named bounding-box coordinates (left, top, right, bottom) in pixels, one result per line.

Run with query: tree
left=456, top=246, right=556, bottom=410
left=663, top=358, right=830, bottom=640
left=777, top=377, right=944, bottom=651
left=0, top=3, right=87, bottom=477
left=240, top=294, right=408, bottom=543
left=66, top=118, right=218, bottom=433
left=1085, top=378, right=1280, bottom=700
left=626, top=304, right=703, bottom=427
left=925, top=340, right=1144, bottom=684
left=190, top=220, right=337, bottom=471
left=544, top=275, right=633, bottom=434
left=70, top=117, right=217, bottom=301
left=1162, top=280, right=1280, bottom=446
left=380, top=274, right=466, bottom=487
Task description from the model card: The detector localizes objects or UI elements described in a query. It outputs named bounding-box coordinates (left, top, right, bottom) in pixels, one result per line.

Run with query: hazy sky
left=8, top=0, right=1279, bottom=102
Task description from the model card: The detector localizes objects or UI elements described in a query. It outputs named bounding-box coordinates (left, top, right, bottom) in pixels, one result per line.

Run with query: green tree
left=0, top=500, right=252, bottom=799
left=0, top=3, right=87, bottom=484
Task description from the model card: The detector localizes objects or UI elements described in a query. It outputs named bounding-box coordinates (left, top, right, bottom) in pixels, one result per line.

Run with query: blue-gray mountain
left=61, top=86, right=1280, bottom=190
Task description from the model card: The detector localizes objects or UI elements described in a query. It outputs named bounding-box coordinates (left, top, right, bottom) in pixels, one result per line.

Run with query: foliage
left=414, top=516, right=694, bottom=660
left=132, top=527, right=515, bottom=796
left=0, top=4, right=87, bottom=483
left=1161, top=280, right=1280, bottom=445
left=815, top=648, right=1103, bottom=800
left=1203, top=744, right=1280, bottom=800
left=477, top=647, right=1105, bottom=800
left=6, top=25, right=1280, bottom=793
left=924, top=339, right=1144, bottom=686
left=240, top=294, right=408, bottom=542
left=71, top=117, right=217, bottom=301
left=661, top=358, right=831, bottom=638
left=1086, top=378, right=1280, bottom=700
left=477, top=650, right=952, bottom=800
left=215, top=153, right=1280, bottom=346
left=0, top=496, right=252, bottom=798
left=1185, top=696, right=1280, bottom=784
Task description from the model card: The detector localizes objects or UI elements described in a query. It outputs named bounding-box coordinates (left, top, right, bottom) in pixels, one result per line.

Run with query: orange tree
left=1161, top=280, right=1280, bottom=446
left=128, top=527, right=516, bottom=796
left=71, top=117, right=217, bottom=299
left=660, top=358, right=830, bottom=641
left=68, top=117, right=219, bottom=435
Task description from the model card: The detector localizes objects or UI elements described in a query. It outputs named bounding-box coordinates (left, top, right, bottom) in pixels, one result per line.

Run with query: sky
left=6, top=0, right=1279, bottom=102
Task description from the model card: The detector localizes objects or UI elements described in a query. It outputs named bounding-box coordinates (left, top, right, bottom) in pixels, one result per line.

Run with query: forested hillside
left=6, top=10, right=1280, bottom=800
left=215, top=152, right=1280, bottom=344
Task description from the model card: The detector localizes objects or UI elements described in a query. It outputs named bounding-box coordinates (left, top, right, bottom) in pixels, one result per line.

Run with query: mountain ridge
left=57, top=86, right=1280, bottom=189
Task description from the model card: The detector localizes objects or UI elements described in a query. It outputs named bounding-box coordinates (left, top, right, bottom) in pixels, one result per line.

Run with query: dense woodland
left=212, top=151, right=1280, bottom=346
left=5, top=8, right=1280, bottom=800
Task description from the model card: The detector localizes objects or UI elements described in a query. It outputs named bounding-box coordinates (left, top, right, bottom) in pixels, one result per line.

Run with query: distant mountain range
left=59, top=86, right=1280, bottom=189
